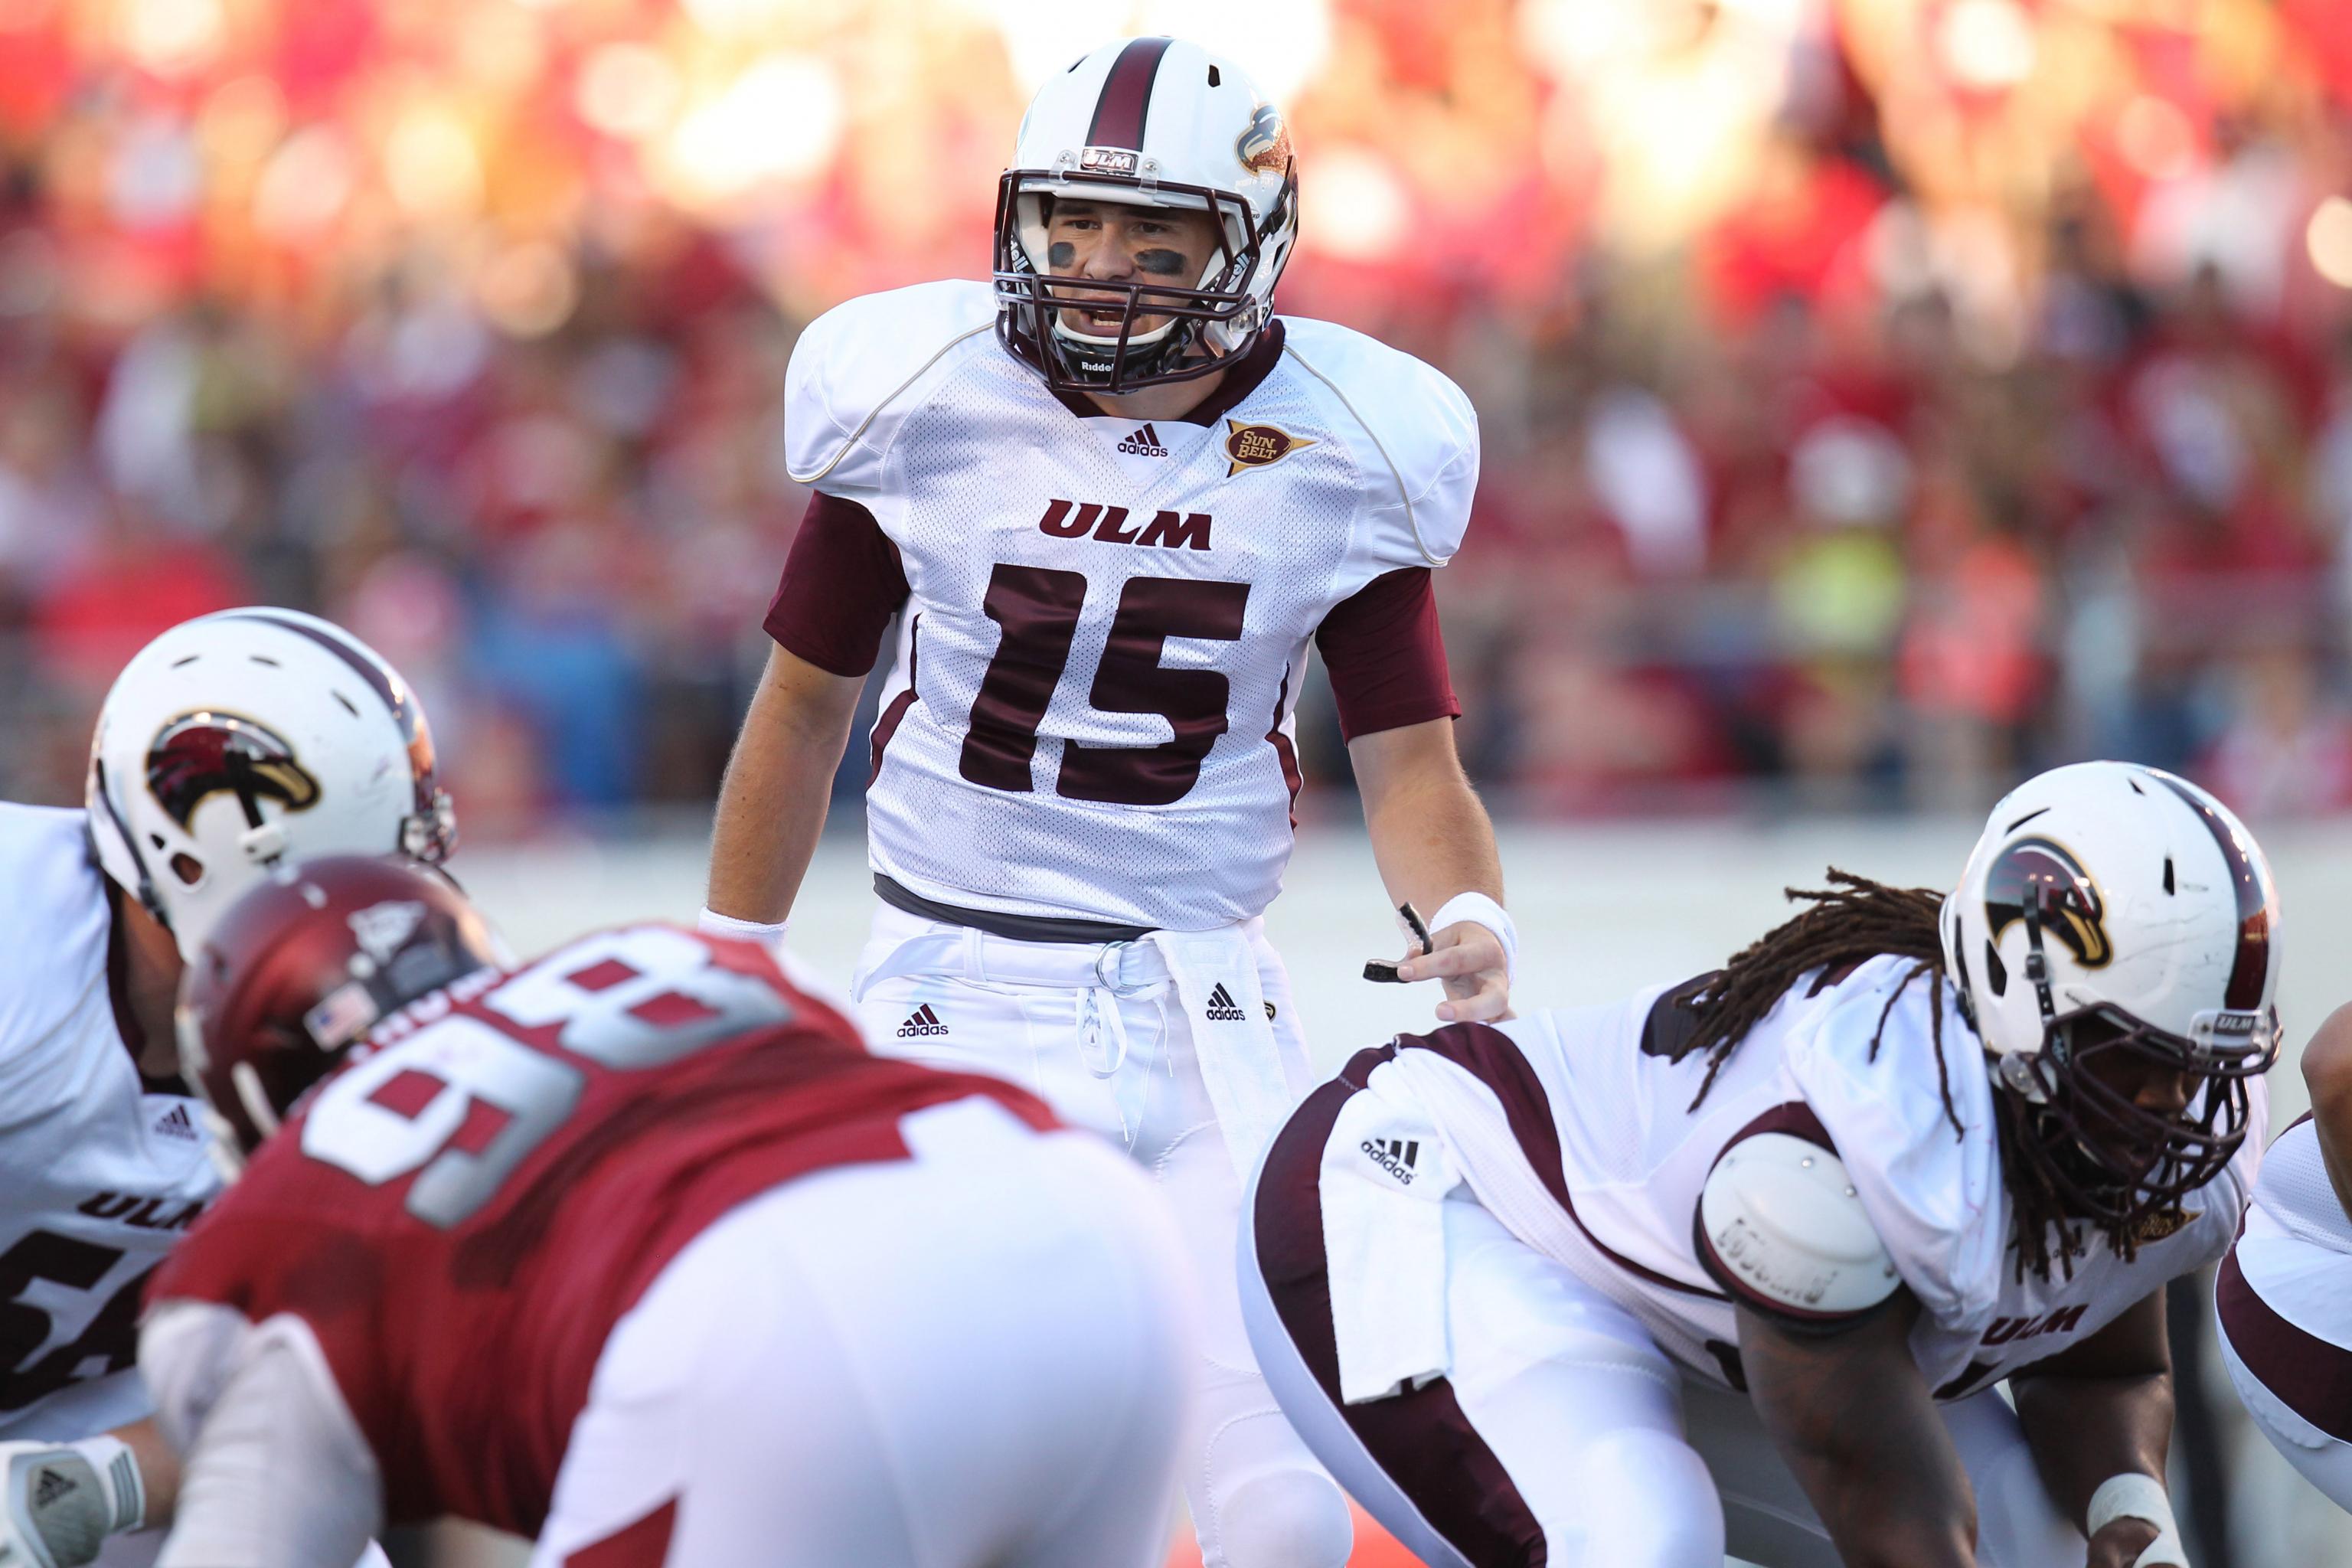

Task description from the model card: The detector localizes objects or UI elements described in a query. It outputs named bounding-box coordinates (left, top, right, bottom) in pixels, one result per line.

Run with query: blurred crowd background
left=3, top=0, right=2352, bottom=836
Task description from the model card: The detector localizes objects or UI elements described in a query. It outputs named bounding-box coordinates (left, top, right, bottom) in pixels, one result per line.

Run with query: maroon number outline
left=956, top=564, right=1253, bottom=804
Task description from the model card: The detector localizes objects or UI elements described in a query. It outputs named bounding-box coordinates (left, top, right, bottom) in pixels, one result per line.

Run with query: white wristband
left=697, top=908, right=789, bottom=944
left=67, top=1435, right=145, bottom=1534
left=2087, top=1472, right=2187, bottom=1568
left=1429, top=892, right=1516, bottom=988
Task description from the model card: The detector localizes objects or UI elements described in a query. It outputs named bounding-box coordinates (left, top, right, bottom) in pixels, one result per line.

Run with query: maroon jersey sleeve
left=1315, top=567, right=1460, bottom=741
left=763, top=492, right=910, bottom=677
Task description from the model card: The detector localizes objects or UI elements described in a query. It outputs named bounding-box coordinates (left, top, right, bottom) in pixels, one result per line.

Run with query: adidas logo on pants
left=897, top=1004, right=949, bottom=1038
left=1203, top=984, right=1247, bottom=1023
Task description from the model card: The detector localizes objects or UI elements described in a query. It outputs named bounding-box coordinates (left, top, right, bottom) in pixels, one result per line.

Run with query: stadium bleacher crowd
left=2, top=0, right=2348, bottom=828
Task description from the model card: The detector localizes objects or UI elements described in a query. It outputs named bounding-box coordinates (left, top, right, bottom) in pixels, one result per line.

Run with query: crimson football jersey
left=145, top=925, right=1056, bottom=1536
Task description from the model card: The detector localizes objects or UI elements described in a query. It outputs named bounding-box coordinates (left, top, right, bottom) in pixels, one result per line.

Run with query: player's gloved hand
left=0, top=1439, right=146, bottom=1568
left=1395, top=920, right=1512, bottom=1024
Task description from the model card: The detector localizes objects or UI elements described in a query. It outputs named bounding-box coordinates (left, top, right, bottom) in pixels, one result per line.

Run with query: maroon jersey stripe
left=868, top=615, right=921, bottom=787
left=1266, top=668, right=1302, bottom=828
left=1086, top=36, right=1174, bottom=150
left=2151, top=772, right=2272, bottom=1011
left=2216, top=1245, right=2352, bottom=1441
left=1400, top=1022, right=1727, bottom=1302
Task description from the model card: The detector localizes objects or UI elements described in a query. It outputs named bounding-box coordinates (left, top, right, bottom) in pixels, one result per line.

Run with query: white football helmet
left=994, top=35, right=1298, bottom=393
left=1941, top=761, right=2278, bottom=1216
left=86, top=607, right=456, bottom=962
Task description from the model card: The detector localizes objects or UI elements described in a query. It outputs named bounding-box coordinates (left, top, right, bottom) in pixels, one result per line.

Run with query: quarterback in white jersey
left=705, top=36, right=1507, bottom=1568
left=1245, top=763, right=2278, bottom=1568
left=0, top=609, right=452, bottom=1568
left=2216, top=1004, right=2352, bottom=1509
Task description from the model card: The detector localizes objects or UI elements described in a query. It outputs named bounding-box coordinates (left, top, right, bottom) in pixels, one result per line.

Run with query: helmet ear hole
left=170, top=852, right=206, bottom=887
left=1983, top=939, right=2007, bottom=997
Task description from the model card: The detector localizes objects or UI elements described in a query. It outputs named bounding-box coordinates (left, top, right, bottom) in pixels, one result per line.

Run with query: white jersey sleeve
left=782, top=281, right=1001, bottom=506
left=1278, top=316, right=1479, bottom=580
left=143, top=1304, right=383, bottom=1568
left=1776, top=958, right=2006, bottom=1333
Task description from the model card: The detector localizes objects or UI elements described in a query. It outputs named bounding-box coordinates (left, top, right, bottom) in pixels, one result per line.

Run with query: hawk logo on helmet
left=1236, top=104, right=1291, bottom=176
left=146, top=713, right=322, bottom=831
left=1985, top=837, right=2112, bottom=969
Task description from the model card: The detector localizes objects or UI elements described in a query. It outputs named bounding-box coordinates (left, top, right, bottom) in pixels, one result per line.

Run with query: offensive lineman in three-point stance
left=705, top=35, right=1508, bottom=1568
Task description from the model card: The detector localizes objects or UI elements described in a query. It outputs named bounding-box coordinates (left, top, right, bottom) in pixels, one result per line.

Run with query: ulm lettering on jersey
left=1037, top=498, right=1211, bottom=551
left=1980, top=1304, right=2086, bottom=1346
left=77, top=1191, right=204, bottom=1231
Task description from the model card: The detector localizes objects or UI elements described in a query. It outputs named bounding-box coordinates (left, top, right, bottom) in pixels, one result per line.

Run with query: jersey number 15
left=959, top=565, right=1252, bottom=806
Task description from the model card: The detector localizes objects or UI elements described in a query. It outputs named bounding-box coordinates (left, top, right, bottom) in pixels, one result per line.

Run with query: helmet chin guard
left=993, top=38, right=1297, bottom=396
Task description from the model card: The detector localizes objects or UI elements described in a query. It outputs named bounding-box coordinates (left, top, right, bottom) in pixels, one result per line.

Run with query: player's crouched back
left=137, top=859, right=1196, bottom=1568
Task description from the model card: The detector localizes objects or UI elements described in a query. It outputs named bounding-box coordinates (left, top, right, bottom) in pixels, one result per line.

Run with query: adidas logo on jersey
left=153, top=1103, right=199, bottom=1142
left=897, top=1004, right=949, bottom=1038
left=1116, top=423, right=1170, bottom=458
left=1204, top=984, right=1248, bottom=1023
left=1361, top=1137, right=1419, bottom=1184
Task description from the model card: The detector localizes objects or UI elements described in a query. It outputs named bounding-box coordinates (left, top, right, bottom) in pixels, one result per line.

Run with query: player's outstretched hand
left=1396, top=922, right=1512, bottom=1024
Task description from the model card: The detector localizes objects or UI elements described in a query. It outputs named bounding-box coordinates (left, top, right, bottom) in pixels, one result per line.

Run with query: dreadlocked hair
left=1671, top=867, right=2091, bottom=1285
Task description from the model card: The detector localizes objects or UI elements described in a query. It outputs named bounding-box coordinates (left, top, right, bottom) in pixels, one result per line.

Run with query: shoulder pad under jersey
left=1697, top=1129, right=1902, bottom=1329
left=1276, top=316, right=1479, bottom=568
left=782, top=280, right=999, bottom=503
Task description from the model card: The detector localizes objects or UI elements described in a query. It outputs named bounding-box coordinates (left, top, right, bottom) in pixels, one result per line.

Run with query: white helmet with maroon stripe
left=995, top=35, right=1298, bottom=393
left=86, top=607, right=457, bottom=962
left=1939, top=761, right=2278, bottom=1218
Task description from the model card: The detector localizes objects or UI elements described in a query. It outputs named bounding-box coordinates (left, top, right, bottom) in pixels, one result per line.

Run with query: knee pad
left=1571, top=1429, right=1724, bottom=1568
left=1204, top=1468, right=1353, bottom=1568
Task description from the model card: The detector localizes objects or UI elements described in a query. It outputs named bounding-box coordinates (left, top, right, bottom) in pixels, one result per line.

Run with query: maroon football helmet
left=176, top=855, right=505, bottom=1160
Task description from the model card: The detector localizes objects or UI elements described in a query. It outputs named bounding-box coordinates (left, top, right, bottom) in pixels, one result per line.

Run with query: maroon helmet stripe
left=219, top=611, right=420, bottom=744
left=2151, top=773, right=2272, bottom=1011
left=1086, top=36, right=1173, bottom=150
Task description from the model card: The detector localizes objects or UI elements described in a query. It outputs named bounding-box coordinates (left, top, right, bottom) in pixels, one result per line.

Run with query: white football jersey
left=0, top=804, right=220, bottom=1439
left=1380, top=955, right=2259, bottom=1397
left=783, top=280, right=1478, bottom=931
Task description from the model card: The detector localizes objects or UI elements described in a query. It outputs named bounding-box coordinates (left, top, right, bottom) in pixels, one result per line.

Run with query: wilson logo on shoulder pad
left=1204, top=983, right=1247, bottom=1022
left=897, top=1004, right=949, bottom=1038
left=1360, top=1137, right=1419, bottom=1184
left=1117, top=423, right=1169, bottom=458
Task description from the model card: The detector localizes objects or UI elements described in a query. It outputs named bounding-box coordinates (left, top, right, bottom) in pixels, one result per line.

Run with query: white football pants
left=1244, top=1181, right=2084, bottom=1568
left=531, top=1096, right=1194, bottom=1568
left=854, top=903, right=1353, bottom=1568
